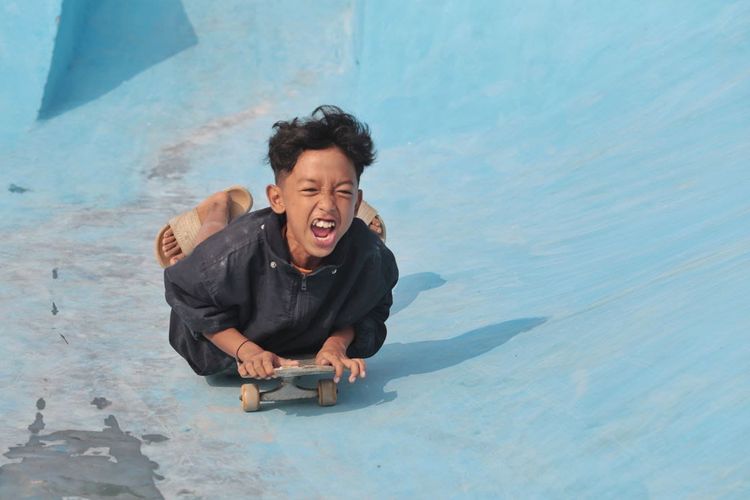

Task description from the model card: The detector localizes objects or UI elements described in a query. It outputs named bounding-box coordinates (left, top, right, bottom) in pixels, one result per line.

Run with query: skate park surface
left=1, top=1, right=749, bottom=497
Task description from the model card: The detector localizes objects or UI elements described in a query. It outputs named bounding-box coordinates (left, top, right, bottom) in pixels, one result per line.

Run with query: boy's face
left=267, top=146, right=362, bottom=268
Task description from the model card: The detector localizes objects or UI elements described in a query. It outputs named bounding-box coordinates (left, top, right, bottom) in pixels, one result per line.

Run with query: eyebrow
left=297, top=179, right=355, bottom=187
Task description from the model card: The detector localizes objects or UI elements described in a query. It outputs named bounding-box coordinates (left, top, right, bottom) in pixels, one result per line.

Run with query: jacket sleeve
left=347, top=245, right=399, bottom=358
left=163, top=254, right=241, bottom=340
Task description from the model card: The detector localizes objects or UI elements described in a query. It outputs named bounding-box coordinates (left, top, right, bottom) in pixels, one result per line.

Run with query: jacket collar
left=263, top=209, right=352, bottom=269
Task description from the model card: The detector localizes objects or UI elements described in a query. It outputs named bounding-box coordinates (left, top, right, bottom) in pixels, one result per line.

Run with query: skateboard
left=239, top=359, right=337, bottom=412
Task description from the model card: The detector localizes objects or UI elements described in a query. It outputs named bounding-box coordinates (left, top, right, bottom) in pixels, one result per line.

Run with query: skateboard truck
left=240, top=359, right=337, bottom=412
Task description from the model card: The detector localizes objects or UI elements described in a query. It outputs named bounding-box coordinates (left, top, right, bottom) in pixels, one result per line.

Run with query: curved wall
left=1, top=2, right=748, bottom=497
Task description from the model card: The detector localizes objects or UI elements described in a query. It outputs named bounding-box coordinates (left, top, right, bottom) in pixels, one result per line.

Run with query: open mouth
left=311, top=218, right=337, bottom=245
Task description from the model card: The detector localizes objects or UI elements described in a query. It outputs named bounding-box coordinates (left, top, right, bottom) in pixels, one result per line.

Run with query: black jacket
left=164, top=207, right=399, bottom=375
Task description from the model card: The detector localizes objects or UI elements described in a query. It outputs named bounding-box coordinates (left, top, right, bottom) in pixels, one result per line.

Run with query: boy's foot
left=356, top=200, right=387, bottom=243
left=154, top=186, right=253, bottom=268
left=368, top=216, right=384, bottom=238
left=156, top=190, right=385, bottom=268
left=161, top=191, right=231, bottom=266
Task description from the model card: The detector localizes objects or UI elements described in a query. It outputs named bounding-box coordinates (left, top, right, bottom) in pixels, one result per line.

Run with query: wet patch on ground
left=8, top=183, right=30, bottom=193
left=91, top=397, right=112, bottom=410
left=0, top=399, right=167, bottom=499
left=141, top=434, right=169, bottom=444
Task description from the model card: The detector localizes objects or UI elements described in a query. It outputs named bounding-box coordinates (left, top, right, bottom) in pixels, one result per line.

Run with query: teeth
left=313, top=219, right=336, bottom=229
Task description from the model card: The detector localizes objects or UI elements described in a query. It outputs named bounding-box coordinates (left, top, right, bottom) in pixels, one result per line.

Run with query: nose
left=318, top=190, right=337, bottom=212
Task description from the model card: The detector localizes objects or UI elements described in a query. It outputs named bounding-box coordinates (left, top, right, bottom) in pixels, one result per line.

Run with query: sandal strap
left=169, top=208, right=201, bottom=256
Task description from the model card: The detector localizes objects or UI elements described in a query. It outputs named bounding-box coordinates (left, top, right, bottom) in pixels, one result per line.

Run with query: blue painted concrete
left=0, top=0, right=58, bottom=140
left=1, top=1, right=749, bottom=497
left=40, top=0, right=198, bottom=119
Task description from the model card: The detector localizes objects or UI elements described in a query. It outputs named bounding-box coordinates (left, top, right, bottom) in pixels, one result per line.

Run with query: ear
left=355, top=189, right=363, bottom=214
left=266, top=184, right=285, bottom=214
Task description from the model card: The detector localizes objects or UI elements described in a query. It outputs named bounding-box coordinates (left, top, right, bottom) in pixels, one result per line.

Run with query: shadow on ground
left=291, top=316, right=549, bottom=415
left=207, top=317, right=548, bottom=415
left=391, top=272, right=447, bottom=315
left=204, top=271, right=544, bottom=415
left=39, top=0, right=197, bottom=119
left=206, top=270, right=447, bottom=391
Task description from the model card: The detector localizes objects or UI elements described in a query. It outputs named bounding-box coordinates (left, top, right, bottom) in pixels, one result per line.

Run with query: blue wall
left=1, top=1, right=749, bottom=497
left=39, top=0, right=197, bottom=119
left=0, top=0, right=58, bottom=139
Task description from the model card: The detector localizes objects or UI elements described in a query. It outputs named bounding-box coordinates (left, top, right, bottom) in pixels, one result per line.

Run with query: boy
left=161, top=106, right=398, bottom=384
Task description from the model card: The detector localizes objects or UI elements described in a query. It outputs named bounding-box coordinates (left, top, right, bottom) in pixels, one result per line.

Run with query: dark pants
left=169, top=311, right=236, bottom=376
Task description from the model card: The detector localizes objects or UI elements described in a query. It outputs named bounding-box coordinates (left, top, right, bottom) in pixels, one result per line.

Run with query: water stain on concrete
left=0, top=402, right=166, bottom=499
left=141, top=434, right=169, bottom=445
left=51, top=302, right=59, bottom=316
left=52, top=268, right=58, bottom=279
left=36, top=398, right=46, bottom=410
left=8, top=183, right=29, bottom=193
left=27, top=413, right=45, bottom=434
left=147, top=102, right=271, bottom=180
left=91, top=397, right=112, bottom=410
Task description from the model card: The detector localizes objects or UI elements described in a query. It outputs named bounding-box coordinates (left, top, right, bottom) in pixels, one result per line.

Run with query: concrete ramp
left=1, top=1, right=749, bottom=497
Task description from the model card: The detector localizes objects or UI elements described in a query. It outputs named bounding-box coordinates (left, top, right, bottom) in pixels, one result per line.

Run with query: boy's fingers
left=345, top=359, right=359, bottom=383
left=336, top=361, right=346, bottom=383
left=261, top=355, right=275, bottom=378
left=277, top=357, right=300, bottom=367
left=252, top=359, right=267, bottom=378
left=358, top=358, right=367, bottom=378
left=326, top=355, right=344, bottom=383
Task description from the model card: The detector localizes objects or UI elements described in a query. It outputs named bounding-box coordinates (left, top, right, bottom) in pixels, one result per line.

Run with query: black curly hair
left=267, top=105, right=376, bottom=183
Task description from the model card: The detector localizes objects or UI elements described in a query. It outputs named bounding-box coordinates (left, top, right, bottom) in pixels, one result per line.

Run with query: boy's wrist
left=237, top=340, right=263, bottom=362
left=323, top=326, right=355, bottom=352
left=322, top=336, right=348, bottom=352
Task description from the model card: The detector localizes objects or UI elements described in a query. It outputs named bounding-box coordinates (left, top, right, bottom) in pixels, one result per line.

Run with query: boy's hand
left=237, top=349, right=299, bottom=379
left=315, top=344, right=366, bottom=384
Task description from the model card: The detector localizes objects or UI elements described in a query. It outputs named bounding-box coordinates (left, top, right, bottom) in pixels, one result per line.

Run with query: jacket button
left=270, top=261, right=277, bottom=269
left=332, top=269, right=337, bottom=275
left=261, top=224, right=265, bottom=230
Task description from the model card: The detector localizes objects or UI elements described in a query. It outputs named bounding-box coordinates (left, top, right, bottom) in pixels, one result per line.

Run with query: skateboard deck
left=239, top=358, right=337, bottom=412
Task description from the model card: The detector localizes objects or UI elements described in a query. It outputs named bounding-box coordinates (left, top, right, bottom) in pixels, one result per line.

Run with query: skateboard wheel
left=240, top=383, right=261, bottom=412
left=317, top=379, right=337, bottom=407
